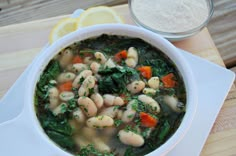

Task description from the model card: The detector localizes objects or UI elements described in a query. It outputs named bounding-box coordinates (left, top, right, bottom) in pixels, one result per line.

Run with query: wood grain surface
left=208, top=0, right=236, bottom=68
left=0, top=3, right=236, bottom=156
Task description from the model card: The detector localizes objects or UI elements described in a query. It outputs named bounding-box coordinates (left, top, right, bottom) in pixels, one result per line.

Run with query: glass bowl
left=129, top=0, right=214, bottom=41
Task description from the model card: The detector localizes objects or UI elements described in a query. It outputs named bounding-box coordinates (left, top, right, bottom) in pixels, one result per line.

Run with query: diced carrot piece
left=72, top=56, right=83, bottom=64
left=114, top=50, right=128, bottom=62
left=140, top=112, right=158, bottom=128
left=137, top=66, right=152, bottom=79
left=161, top=73, right=177, bottom=88
left=58, top=81, right=73, bottom=92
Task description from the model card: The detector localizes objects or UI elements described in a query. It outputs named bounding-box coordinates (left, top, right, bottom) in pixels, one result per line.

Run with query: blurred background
left=0, top=0, right=235, bottom=74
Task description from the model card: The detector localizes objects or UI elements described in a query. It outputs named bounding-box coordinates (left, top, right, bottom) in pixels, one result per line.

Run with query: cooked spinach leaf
left=47, top=130, right=75, bottom=150
left=36, top=60, right=61, bottom=99
left=98, top=67, right=139, bottom=94
left=144, top=59, right=174, bottom=77
left=39, top=113, right=75, bottom=150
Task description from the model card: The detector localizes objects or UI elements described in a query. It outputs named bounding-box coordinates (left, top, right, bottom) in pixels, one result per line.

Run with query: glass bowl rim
left=128, top=0, right=214, bottom=37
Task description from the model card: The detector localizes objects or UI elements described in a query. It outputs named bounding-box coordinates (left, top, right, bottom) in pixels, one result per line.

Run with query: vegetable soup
left=35, top=35, right=186, bottom=156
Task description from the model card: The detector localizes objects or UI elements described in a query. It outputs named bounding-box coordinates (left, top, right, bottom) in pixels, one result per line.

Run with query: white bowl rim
left=25, top=24, right=197, bottom=156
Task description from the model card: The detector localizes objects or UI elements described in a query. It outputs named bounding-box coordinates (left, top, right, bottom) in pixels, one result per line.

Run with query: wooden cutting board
left=0, top=4, right=235, bottom=156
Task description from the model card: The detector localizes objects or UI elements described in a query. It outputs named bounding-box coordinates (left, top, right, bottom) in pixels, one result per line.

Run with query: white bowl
left=24, top=24, right=197, bottom=156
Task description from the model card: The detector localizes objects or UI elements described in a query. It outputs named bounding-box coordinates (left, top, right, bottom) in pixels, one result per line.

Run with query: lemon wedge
left=49, top=18, right=78, bottom=44
left=77, top=6, right=124, bottom=28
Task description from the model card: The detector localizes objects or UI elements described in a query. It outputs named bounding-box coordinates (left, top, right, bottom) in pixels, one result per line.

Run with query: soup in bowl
left=26, top=24, right=197, bottom=156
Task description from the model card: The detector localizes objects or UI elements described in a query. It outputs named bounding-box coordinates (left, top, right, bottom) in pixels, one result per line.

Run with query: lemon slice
left=77, top=6, right=124, bottom=28
left=49, top=18, right=78, bottom=44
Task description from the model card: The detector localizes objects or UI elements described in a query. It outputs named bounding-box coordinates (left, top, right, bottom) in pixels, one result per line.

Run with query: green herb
left=60, top=103, right=67, bottom=114
left=76, top=144, right=115, bottom=156
left=88, top=88, right=95, bottom=95
left=67, top=99, right=77, bottom=112
left=124, top=147, right=135, bottom=156
left=72, top=87, right=79, bottom=98
left=83, top=107, right=88, bottom=112
left=114, top=119, right=123, bottom=127
left=113, top=105, right=120, bottom=111
left=142, top=128, right=151, bottom=138
left=98, top=115, right=104, bottom=120
left=124, top=125, right=139, bottom=134
left=79, top=77, right=85, bottom=84
left=131, top=99, right=138, bottom=111
left=127, top=114, right=134, bottom=118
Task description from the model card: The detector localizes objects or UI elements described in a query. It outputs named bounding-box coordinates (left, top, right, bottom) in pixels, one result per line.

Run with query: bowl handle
left=0, top=111, right=61, bottom=156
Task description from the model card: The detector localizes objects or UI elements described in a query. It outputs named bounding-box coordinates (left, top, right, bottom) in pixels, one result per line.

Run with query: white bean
left=86, top=115, right=114, bottom=128
left=90, top=62, right=101, bottom=73
left=72, top=63, right=88, bottom=73
left=125, top=58, right=137, bottom=68
left=163, top=95, right=183, bottom=113
left=127, top=47, right=138, bottom=61
left=94, top=84, right=99, bottom=93
left=94, top=52, right=107, bottom=64
left=127, top=80, right=145, bottom=94
left=91, top=93, right=104, bottom=109
left=103, top=94, right=125, bottom=106
left=73, top=108, right=86, bottom=123
left=114, top=97, right=125, bottom=106
left=93, top=137, right=111, bottom=152
left=148, top=77, right=160, bottom=89
left=78, top=97, right=97, bottom=117
left=122, top=109, right=136, bottom=123
left=121, top=100, right=137, bottom=123
left=84, top=57, right=93, bottom=65
left=59, top=91, right=74, bottom=101
left=125, top=47, right=138, bottom=68
left=99, top=106, right=118, bottom=118
left=118, top=130, right=144, bottom=147
left=72, top=70, right=92, bottom=88
left=117, top=110, right=124, bottom=119
left=57, top=72, right=76, bottom=83
left=138, top=94, right=160, bottom=113
left=104, top=58, right=116, bottom=68
left=65, top=64, right=73, bottom=72
left=81, top=76, right=96, bottom=89
left=143, top=88, right=156, bottom=95
left=78, top=87, right=87, bottom=97
left=52, top=103, right=67, bottom=116
left=75, top=136, right=90, bottom=148
left=103, top=94, right=115, bottom=106
left=78, top=76, right=96, bottom=96
left=59, top=49, right=74, bottom=68
left=48, top=87, right=59, bottom=109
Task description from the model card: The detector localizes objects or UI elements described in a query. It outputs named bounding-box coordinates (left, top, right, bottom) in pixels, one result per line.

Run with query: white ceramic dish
left=0, top=48, right=234, bottom=156
left=0, top=24, right=197, bottom=155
